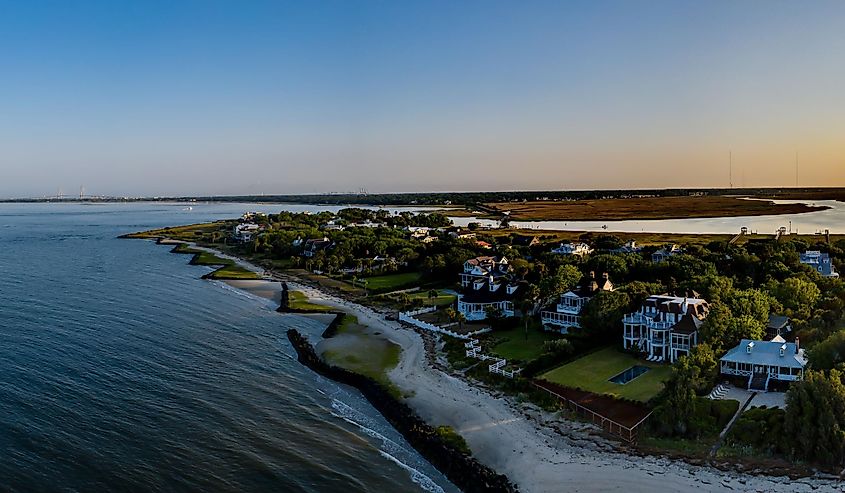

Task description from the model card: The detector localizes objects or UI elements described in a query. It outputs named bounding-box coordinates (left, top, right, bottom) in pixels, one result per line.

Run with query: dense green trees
left=784, top=370, right=845, bottom=467
left=808, top=331, right=845, bottom=370
left=580, top=291, right=631, bottom=337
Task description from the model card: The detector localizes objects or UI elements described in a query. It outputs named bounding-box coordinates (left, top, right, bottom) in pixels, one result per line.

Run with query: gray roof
left=720, top=339, right=807, bottom=369
left=767, top=315, right=790, bottom=330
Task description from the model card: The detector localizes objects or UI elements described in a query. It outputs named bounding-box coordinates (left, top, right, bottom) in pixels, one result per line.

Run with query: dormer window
left=746, top=341, right=754, bottom=353
left=779, top=344, right=787, bottom=357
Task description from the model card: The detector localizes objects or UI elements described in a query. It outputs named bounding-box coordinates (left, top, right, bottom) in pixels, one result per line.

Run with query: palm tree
left=519, top=284, right=540, bottom=341
left=456, top=311, right=466, bottom=332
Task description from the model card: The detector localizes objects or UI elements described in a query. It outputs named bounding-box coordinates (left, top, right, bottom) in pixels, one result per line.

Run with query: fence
left=399, top=310, right=491, bottom=340
left=465, top=339, right=522, bottom=379
left=531, top=381, right=652, bottom=443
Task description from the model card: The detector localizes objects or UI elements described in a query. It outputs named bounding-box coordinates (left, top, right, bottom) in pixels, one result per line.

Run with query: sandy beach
left=215, top=270, right=843, bottom=493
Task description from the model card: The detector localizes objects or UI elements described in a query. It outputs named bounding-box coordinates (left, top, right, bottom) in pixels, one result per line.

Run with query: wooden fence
left=532, top=381, right=652, bottom=443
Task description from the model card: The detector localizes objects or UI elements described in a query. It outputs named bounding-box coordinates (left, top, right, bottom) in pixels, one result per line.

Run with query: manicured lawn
left=540, top=347, right=672, bottom=402
left=359, top=272, right=422, bottom=291
left=407, top=289, right=456, bottom=307
left=488, top=327, right=563, bottom=362
left=287, top=291, right=333, bottom=312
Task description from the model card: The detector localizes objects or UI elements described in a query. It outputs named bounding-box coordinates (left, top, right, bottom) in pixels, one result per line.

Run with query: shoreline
left=142, top=237, right=843, bottom=492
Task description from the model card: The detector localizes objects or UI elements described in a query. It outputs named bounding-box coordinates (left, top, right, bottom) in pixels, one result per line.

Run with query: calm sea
left=0, top=202, right=456, bottom=493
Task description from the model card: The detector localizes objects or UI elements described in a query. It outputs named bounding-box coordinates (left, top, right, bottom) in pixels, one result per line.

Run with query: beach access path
left=279, top=282, right=842, bottom=493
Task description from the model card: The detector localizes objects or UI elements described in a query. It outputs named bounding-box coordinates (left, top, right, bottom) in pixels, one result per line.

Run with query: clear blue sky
left=1, top=1, right=844, bottom=197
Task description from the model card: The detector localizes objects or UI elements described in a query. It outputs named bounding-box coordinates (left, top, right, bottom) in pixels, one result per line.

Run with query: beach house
left=302, top=237, right=332, bottom=257
left=551, top=242, right=593, bottom=256
left=610, top=240, right=642, bottom=254
left=541, top=272, right=612, bottom=333
left=719, top=339, right=807, bottom=391
left=233, top=223, right=260, bottom=243
left=622, top=293, right=710, bottom=363
left=457, top=256, right=521, bottom=320
left=651, top=244, right=682, bottom=262
left=799, top=250, right=839, bottom=278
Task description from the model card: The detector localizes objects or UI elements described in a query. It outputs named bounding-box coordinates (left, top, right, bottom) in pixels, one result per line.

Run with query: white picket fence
left=399, top=310, right=491, bottom=340
left=464, top=339, right=522, bottom=379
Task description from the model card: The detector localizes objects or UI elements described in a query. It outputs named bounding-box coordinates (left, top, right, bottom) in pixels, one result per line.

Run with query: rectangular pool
left=609, top=365, right=651, bottom=384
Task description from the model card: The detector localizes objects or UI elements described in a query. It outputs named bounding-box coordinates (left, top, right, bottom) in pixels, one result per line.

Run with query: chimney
left=795, top=337, right=800, bottom=354
left=589, top=271, right=595, bottom=280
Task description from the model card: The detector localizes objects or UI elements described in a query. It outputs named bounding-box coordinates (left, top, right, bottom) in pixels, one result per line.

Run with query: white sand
left=191, top=245, right=841, bottom=493
left=285, top=283, right=842, bottom=493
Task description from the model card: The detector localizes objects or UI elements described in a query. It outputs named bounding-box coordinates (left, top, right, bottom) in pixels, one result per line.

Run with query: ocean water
left=0, top=202, right=456, bottom=492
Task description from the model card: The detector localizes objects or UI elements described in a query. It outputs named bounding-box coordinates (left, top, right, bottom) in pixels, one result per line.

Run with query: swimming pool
left=609, top=365, right=651, bottom=384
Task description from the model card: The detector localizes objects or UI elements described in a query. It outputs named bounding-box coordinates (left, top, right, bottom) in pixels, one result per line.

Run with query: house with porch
left=551, top=242, right=593, bottom=256
left=622, top=293, right=709, bottom=363
left=457, top=256, right=520, bottom=320
left=541, top=272, right=612, bottom=333
left=720, top=339, right=807, bottom=391
left=459, top=256, right=510, bottom=287
left=799, top=250, right=839, bottom=278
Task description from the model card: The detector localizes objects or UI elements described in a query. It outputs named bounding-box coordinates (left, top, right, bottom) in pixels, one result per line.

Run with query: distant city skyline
left=1, top=1, right=844, bottom=198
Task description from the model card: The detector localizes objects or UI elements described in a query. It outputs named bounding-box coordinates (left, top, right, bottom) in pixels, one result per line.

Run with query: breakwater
left=285, top=329, right=519, bottom=493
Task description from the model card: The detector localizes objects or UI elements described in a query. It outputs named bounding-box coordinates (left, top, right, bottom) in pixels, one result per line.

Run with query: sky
left=1, top=0, right=844, bottom=197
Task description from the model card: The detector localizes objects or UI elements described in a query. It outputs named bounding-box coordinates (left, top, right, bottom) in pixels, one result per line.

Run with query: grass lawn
left=287, top=291, right=334, bottom=312
left=407, top=289, right=456, bottom=307
left=286, top=269, right=366, bottom=296
left=488, top=327, right=562, bottom=362
left=540, top=346, right=672, bottom=402
left=359, top=272, right=422, bottom=291
left=206, top=264, right=259, bottom=280
left=376, top=289, right=456, bottom=310
left=191, top=251, right=232, bottom=266
left=321, top=315, right=401, bottom=387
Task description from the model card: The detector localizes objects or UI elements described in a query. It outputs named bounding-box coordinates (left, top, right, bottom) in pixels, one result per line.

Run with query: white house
left=459, top=256, right=510, bottom=287
left=551, top=242, right=593, bottom=256
left=233, top=223, right=260, bottom=242
left=651, top=244, right=682, bottom=262
left=623, top=293, right=710, bottom=363
left=720, top=339, right=807, bottom=391
left=456, top=256, right=520, bottom=321
left=541, top=272, right=613, bottom=333
left=799, top=250, right=839, bottom=278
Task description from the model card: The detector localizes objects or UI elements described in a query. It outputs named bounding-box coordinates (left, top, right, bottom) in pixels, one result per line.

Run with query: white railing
left=403, top=306, right=437, bottom=317
left=399, top=310, right=491, bottom=340
left=463, top=339, right=522, bottom=379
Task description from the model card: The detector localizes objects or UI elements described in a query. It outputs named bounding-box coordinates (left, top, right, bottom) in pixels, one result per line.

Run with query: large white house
left=459, top=256, right=510, bottom=287
left=541, top=272, right=613, bottom=333
left=456, top=256, right=520, bottom=321
left=551, top=242, right=593, bottom=256
left=720, top=339, right=807, bottom=391
left=623, top=293, right=710, bottom=363
left=800, top=250, right=839, bottom=278
left=233, top=223, right=260, bottom=242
